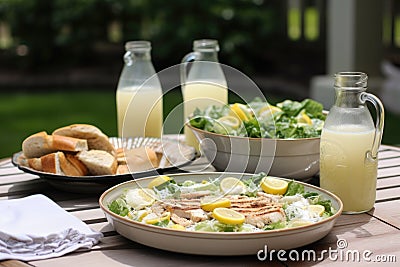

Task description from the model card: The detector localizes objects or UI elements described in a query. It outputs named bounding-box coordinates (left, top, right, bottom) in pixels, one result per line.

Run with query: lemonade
left=320, top=125, right=377, bottom=213
left=117, top=87, right=163, bottom=138
left=182, top=82, right=227, bottom=149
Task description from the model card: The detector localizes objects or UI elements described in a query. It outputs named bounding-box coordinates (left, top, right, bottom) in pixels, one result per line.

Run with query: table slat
left=0, top=260, right=33, bottom=267
left=376, top=187, right=400, bottom=202
left=368, top=199, right=400, bottom=229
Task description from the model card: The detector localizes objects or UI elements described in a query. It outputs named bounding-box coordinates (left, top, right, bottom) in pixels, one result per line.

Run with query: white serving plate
left=99, top=172, right=342, bottom=256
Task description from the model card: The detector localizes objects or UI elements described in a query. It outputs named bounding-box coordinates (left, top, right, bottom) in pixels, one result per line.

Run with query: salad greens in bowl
left=187, top=98, right=326, bottom=179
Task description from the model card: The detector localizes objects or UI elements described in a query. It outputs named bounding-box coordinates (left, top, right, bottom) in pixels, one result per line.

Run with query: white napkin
left=0, top=194, right=103, bottom=261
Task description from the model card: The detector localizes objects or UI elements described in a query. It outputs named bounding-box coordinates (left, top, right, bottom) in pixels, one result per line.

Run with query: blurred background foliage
left=0, top=0, right=328, bottom=158
left=0, top=0, right=325, bottom=80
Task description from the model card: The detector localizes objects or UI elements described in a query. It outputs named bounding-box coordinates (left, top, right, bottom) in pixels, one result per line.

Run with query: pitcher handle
left=124, top=51, right=134, bottom=66
left=180, top=52, right=198, bottom=87
left=360, top=92, right=385, bottom=159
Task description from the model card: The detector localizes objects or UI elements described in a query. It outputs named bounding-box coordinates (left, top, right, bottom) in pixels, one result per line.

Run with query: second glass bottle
left=180, top=39, right=228, bottom=148
left=116, top=41, right=163, bottom=138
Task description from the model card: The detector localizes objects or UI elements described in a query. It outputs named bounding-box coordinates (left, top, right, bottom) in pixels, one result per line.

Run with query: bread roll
left=116, top=164, right=129, bottom=175
left=22, top=131, right=88, bottom=158
left=22, top=131, right=55, bottom=158
left=60, top=153, right=89, bottom=176
left=78, top=150, right=117, bottom=175
left=28, top=158, right=42, bottom=171
left=53, top=124, right=115, bottom=154
left=124, top=147, right=159, bottom=172
left=41, top=152, right=64, bottom=174
left=33, top=152, right=89, bottom=176
left=52, top=135, right=88, bottom=152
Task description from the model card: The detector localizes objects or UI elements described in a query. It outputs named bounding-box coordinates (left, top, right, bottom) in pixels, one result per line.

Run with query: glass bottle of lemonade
left=116, top=41, right=163, bottom=138
left=180, top=39, right=228, bottom=149
left=320, top=72, right=384, bottom=214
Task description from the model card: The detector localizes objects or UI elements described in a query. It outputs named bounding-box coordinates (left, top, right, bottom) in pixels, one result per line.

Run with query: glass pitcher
left=180, top=39, right=228, bottom=148
left=116, top=41, right=163, bottom=138
left=320, top=72, right=385, bottom=214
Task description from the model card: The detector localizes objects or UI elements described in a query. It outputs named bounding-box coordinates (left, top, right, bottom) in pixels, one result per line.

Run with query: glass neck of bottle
left=192, top=39, right=220, bottom=62
left=130, top=50, right=151, bottom=61
left=334, top=88, right=365, bottom=108
left=124, top=49, right=151, bottom=66
left=194, top=50, right=219, bottom=62
left=124, top=41, right=152, bottom=64
left=334, top=72, right=368, bottom=108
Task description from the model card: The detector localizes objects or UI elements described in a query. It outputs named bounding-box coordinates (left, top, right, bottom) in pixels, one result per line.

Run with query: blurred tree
left=0, top=0, right=57, bottom=68
left=0, top=0, right=323, bottom=79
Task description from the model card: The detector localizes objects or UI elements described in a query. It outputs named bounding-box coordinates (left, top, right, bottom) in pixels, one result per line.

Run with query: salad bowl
left=187, top=98, right=325, bottom=179
left=188, top=125, right=320, bottom=179
left=99, top=172, right=343, bottom=256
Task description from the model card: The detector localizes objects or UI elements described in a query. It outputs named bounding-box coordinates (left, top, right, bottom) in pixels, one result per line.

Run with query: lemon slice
left=220, top=177, right=246, bottom=195
left=288, top=219, right=313, bottom=228
left=230, top=103, right=250, bottom=121
left=296, top=110, right=312, bottom=125
left=147, top=175, right=171, bottom=189
left=212, top=207, right=245, bottom=225
left=145, top=212, right=171, bottom=225
left=258, top=105, right=282, bottom=118
left=260, top=177, right=288, bottom=195
left=306, top=204, right=325, bottom=216
left=200, top=196, right=231, bottom=211
left=136, top=210, right=149, bottom=221
left=217, top=115, right=241, bottom=129
left=169, top=224, right=186, bottom=230
left=125, top=188, right=157, bottom=210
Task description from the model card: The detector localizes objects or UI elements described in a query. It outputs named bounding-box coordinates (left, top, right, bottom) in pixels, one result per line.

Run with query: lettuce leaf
left=108, top=198, right=129, bottom=216
left=284, top=181, right=304, bottom=196
left=188, top=98, right=325, bottom=139
left=263, top=221, right=287, bottom=230
left=243, top=172, right=267, bottom=197
left=302, top=99, right=324, bottom=118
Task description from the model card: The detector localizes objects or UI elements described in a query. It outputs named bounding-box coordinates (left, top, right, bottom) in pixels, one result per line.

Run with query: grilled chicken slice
left=171, top=213, right=192, bottom=227
left=173, top=208, right=208, bottom=222
left=155, top=193, right=285, bottom=229
left=228, top=195, right=286, bottom=228
left=162, top=198, right=201, bottom=210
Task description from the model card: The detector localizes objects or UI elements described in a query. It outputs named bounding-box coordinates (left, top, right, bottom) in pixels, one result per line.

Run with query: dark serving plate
left=12, top=137, right=196, bottom=194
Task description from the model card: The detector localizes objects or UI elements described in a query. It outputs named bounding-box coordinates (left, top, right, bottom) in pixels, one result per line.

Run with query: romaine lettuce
left=189, top=98, right=325, bottom=139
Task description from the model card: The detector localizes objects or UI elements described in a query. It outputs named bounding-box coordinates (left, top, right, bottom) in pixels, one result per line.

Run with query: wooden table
left=1, top=145, right=399, bottom=266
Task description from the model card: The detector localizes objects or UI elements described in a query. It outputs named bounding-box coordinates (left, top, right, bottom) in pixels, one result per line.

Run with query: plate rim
left=12, top=137, right=196, bottom=182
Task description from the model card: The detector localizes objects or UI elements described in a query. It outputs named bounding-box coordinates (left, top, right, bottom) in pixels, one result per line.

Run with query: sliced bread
left=52, top=134, right=88, bottom=152
left=77, top=150, right=117, bottom=175
left=22, top=131, right=54, bottom=158
left=124, top=147, right=159, bottom=172
left=22, top=131, right=88, bottom=158
left=53, top=124, right=115, bottom=154
left=41, top=152, right=64, bottom=175
left=61, top=153, right=89, bottom=176
left=28, top=157, right=43, bottom=171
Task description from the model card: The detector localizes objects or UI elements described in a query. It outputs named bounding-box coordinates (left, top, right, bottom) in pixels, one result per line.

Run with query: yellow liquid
left=182, top=82, right=227, bottom=149
left=320, top=125, right=377, bottom=213
left=116, top=88, right=162, bottom=138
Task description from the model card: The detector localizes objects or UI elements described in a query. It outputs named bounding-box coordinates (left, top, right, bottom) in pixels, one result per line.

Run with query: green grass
left=1, top=89, right=399, bottom=159
left=0, top=90, right=117, bottom=158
